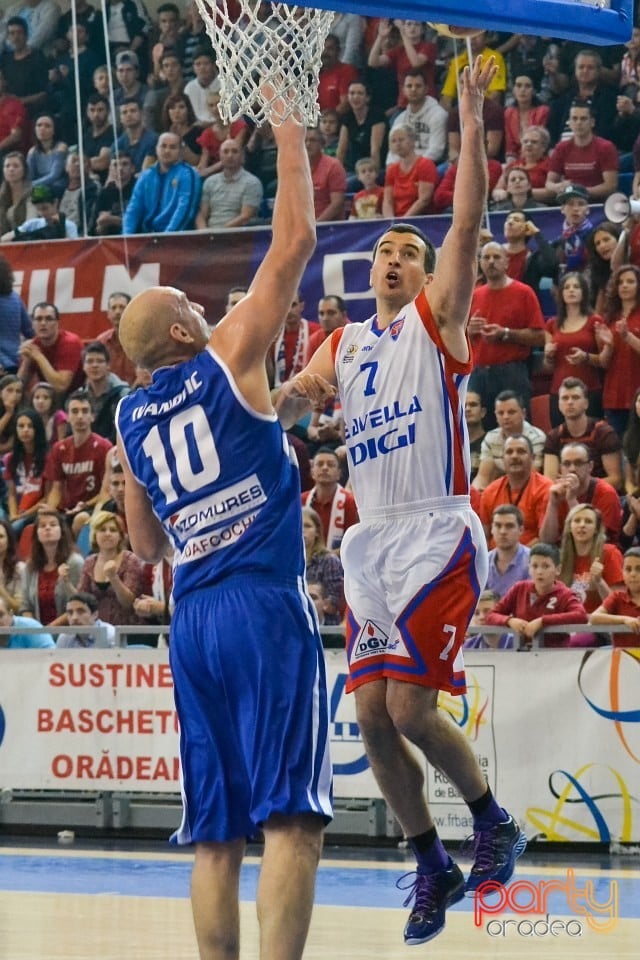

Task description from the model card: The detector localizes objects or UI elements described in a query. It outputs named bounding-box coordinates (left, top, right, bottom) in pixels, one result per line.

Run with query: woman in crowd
left=586, top=221, right=622, bottom=315
left=29, top=382, right=68, bottom=445
left=0, top=152, right=35, bottom=237
left=559, top=503, right=624, bottom=643
left=21, top=509, right=83, bottom=623
left=197, top=91, right=249, bottom=179
left=491, top=125, right=552, bottom=204
left=26, top=114, right=68, bottom=195
left=336, top=78, right=386, bottom=188
left=0, top=374, right=24, bottom=455
left=503, top=73, right=550, bottom=163
left=302, top=506, right=344, bottom=627
left=543, top=271, right=607, bottom=424
left=0, top=519, right=25, bottom=615
left=78, top=510, right=144, bottom=626
left=382, top=124, right=436, bottom=218
left=490, top=166, right=547, bottom=211
left=598, top=264, right=640, bottom=437
left=161, top=93, right=202, bottom=167
left=4, top=408, right=49, bottom=536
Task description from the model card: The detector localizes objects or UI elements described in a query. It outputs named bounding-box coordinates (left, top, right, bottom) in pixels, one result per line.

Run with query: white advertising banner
left=0, top=648, right=638, bottom=842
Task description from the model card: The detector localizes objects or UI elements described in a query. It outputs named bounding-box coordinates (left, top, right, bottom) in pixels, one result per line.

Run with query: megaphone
left=603, top=192, right=640, bottom=223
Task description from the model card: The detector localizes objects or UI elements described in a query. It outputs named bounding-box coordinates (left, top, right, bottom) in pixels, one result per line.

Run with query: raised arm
left=212, top=110, right=316, bottom=410
left=427, top=57, right=497, bottom=346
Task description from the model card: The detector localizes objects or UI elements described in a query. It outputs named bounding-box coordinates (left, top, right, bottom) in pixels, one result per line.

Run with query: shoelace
left=461, top=826, right=500, bottom=872
left=395, top=871, right=437, bottom=912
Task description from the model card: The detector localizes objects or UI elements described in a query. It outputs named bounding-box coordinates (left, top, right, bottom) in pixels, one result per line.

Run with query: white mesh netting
left=194, top=1, right=336, bottom=126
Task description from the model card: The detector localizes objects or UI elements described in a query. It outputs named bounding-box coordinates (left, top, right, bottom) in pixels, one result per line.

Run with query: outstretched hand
left=459, top=55, right=499, bottom=123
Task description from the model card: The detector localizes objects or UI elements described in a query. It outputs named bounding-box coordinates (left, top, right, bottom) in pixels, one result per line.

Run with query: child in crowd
left=485, top=543, right=587, bottom=648
left=319, top=109, right=340, bottom=157
left=349, top=157, right=384, bottom=219
left=590, top=547, right=640, bottom=647
left=463, top=589, right=514, bottom=650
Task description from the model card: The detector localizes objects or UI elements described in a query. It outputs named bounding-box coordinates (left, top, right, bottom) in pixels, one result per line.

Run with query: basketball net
left=194, top=1, right=335, bottom=126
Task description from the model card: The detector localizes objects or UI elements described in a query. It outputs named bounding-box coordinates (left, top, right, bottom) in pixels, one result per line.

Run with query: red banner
left=2, top=233, right=257, bottom=340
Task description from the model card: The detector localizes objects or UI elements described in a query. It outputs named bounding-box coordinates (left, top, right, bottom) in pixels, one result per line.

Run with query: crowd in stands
left=1, top=4, right=640, bottom=651
left=2, top=6, right=640, bottom=233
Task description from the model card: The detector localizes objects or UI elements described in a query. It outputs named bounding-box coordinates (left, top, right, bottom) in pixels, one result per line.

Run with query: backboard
left=302, top=0, right=634, bottom=46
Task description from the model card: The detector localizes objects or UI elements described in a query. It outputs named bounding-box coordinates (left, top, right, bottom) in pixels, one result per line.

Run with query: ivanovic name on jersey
left=116, top=346, right=305, bottom=602
left=332, top=290, right=472, bottom=512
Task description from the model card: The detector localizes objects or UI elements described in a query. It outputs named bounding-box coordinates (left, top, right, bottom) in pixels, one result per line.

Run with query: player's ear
left=169, top=322, right=195, bottom=343
left=424, top=273, right=435, bottom=286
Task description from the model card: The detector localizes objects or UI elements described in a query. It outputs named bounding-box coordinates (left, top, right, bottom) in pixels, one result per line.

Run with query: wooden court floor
left=1, top=842, right=638, bottom=959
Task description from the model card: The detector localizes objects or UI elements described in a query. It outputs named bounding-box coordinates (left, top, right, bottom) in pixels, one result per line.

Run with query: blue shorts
left=169, top=575, right=333, bottom=844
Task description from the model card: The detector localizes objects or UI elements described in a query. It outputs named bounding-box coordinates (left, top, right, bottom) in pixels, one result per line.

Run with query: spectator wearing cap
left=114, top=49, right=148, bottom=110
left=551, top=184, right=594, bottom=275
left=123, top=131, right=201, bottom=234
left=545, top=99, right=619, bottom=202
left=1, top=184, right=78, bottom=241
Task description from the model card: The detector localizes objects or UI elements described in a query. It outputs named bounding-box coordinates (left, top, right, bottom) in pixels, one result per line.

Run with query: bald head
left=119, top=286, right=209, bottom=370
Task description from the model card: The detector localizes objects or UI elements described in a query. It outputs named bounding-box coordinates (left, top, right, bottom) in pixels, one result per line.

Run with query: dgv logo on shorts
left=353, top=620, right=399, bottom=660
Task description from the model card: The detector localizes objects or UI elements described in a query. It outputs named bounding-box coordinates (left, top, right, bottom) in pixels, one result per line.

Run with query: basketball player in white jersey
left=278, top=56, right=526, bottom=946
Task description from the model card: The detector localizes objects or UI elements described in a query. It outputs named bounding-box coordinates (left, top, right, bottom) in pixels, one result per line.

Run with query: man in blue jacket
left=123, top=131, right=201, bottom=234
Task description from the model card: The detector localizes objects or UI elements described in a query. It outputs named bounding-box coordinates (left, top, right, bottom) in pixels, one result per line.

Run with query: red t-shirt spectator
left=433, top=158, right=502, bottom=213
left=548, top=136, right=619, bottom=188
left=470, top=280, right=545, bottom=366
left=318, top=62, right=359, bottom=113
left=598, top=590, right=640, bottom=647
left=384, top=156, right=437, bottom=216
left=569, top=543, right=624, bottom=613
left=553, top=478, right=623, bottom=545
left=24, top=328, right=84, bottom=397
left=310, top=153, right=347, bottom=219
left=386, top=41, right=438, bottom=103
left=196, top=120, right=249, bottom=159
left=45, top=433, right=112, bottom=510
left=485, top=579, right=587, bottom=647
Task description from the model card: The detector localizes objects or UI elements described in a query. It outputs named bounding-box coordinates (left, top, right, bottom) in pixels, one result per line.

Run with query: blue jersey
left=116, top=347, right=304, bottom=602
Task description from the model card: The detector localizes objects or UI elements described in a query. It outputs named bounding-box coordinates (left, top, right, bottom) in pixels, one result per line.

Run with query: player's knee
left=263, top=813, right=324, bottom=862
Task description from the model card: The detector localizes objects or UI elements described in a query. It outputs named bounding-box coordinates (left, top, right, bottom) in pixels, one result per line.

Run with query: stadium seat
left=530, top=394, right=552, bottom=435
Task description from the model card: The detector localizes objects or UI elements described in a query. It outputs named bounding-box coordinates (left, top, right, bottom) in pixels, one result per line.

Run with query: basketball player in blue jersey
left=114, top=109, right=333, bottom=960
left=278, top=57, right=526, bottom=946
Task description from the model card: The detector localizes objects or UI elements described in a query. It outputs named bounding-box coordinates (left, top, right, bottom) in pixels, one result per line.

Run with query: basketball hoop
left=194, top=1, right=335, bottom=126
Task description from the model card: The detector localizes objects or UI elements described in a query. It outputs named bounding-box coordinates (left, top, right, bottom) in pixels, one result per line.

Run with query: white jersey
left=332, top=290, right=472, bottom=515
